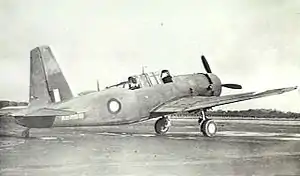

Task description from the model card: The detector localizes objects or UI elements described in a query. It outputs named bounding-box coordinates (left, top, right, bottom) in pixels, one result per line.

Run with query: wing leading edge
left=151, top=86, right=297, bottom=114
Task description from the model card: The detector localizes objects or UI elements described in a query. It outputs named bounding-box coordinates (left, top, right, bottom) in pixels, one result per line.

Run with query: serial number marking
left=59, top=113, right=85, bottom=121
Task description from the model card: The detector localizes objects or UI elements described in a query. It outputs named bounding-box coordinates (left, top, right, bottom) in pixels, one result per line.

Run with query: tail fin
left=29, top=46, right=73, bottom=106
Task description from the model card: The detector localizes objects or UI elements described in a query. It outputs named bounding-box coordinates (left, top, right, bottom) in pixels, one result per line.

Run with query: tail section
left=29, top=46, right=73, bottom=106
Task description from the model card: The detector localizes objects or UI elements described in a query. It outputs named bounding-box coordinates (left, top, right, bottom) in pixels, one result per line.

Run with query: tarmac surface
left=1, top=117, right=300, bottom=176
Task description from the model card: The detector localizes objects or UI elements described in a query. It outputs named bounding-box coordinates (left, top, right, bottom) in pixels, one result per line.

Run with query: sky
left=0, top=0, right=300, bottom=112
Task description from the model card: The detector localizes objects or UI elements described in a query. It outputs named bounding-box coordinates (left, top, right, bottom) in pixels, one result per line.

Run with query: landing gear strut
left=154, top=116, right=171, bottom=135
left=199, top=110, right=217, bottom=137
left=21, top=128, right=30, bottom=138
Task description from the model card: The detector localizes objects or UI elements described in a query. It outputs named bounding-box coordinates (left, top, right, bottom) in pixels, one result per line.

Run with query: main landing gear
left=154, top=110, right=217, bottom=137
left=154, top=116, right=171, bottom=135
left=21, top=128, right=30, bottom=138
left=198, top=110, right=217, bottom=137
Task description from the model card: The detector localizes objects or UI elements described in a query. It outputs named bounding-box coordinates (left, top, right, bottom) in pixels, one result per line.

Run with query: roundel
left=107, top=98, right=122, bottom=114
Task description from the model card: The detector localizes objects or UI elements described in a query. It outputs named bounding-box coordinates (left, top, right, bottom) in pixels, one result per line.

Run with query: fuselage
left=15, top=73, right=222, bottom=128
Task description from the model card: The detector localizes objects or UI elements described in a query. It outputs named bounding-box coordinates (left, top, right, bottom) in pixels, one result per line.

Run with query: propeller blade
left=222, top=84, right=242, bottom=89
left=201, top=55, right=212, bottom=73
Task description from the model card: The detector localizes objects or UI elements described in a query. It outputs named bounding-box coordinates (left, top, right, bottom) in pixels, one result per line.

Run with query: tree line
left=0, top=100, right=28, bottom=109
left=172, top=109, right=300, bottom=119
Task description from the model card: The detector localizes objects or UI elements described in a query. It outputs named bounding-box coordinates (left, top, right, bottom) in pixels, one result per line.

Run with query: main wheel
left=200, top=119, right=217, bottom=137
left=154, top=117, right=170, bottom=135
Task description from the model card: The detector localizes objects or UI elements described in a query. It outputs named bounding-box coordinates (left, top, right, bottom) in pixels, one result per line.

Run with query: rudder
left=29, top=46, right=73, bottom=106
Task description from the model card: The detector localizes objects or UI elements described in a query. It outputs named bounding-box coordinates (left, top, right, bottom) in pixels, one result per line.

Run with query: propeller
left=201, top=55, right=242, bottom=90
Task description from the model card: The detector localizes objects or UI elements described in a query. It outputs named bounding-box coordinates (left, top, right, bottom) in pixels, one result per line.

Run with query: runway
left=1, top=117, right=300, bottom=176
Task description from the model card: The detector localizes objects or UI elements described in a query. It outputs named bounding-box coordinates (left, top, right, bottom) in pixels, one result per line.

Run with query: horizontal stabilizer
left=0, top=106, right=27, bottom=116
left=25, top=108, right=77, bottom=117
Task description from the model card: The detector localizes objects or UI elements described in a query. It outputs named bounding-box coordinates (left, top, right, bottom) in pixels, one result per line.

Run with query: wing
left=151, top=86, right=297, bottom=114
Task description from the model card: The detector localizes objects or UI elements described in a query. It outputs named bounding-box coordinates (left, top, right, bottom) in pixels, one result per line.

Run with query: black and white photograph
left=1, top=0, right=300, bottom=175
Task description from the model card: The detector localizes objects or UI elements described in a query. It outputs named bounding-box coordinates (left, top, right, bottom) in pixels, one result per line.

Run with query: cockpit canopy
left=106, top=69, right=173, bottom=90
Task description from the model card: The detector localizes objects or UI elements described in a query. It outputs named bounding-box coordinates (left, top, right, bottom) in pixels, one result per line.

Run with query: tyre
left=154, top=117, right=170, bottom=135
left=200, top=119, right=217, bottom=137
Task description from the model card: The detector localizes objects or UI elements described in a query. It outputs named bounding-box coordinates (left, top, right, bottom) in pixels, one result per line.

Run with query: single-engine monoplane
left=1, top=46, right=297, bottom=137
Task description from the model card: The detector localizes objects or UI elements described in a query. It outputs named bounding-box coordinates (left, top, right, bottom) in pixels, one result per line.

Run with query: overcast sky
left=0, top=0, right=299, bottom=112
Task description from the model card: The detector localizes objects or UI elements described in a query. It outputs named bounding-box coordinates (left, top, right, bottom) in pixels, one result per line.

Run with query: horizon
left=1, top=99, right=299, bottom=114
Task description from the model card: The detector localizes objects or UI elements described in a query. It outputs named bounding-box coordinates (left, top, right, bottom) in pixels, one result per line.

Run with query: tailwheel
left=154, top=116, right=171, bottom=135
left=200, top=119, right=217, bottom=137
left=21, top=128, right=30, bottom=138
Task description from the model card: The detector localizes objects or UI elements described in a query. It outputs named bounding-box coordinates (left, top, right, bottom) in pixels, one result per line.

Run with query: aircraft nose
left=208, top=74, right=222, bottom=96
